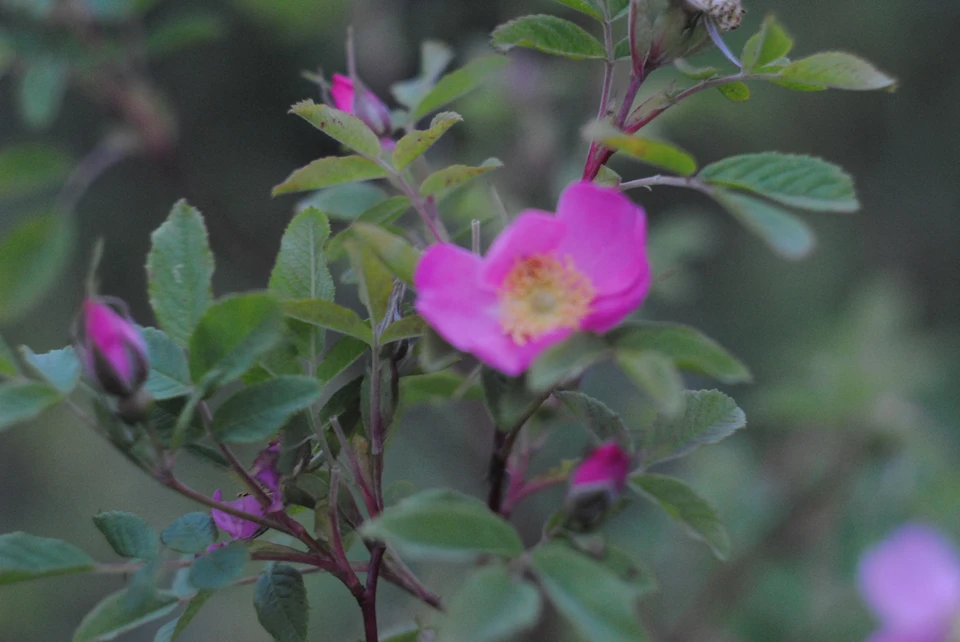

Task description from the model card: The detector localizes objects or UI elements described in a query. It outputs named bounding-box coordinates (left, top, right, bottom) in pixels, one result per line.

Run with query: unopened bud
left=330, top=73, right=393, bottom=137
left=565, top=442, right=632, bottom=525
left=116, top=387, right=153, bottom=424
left=634, top=0, right=745, bottom=70
left=78, top=297, right=150, bottom=399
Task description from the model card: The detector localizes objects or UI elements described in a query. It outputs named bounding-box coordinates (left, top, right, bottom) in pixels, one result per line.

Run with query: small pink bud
left=330, top=73, right=392, bottom=137
left=79, top=298, right=150, bottom=398
left=566, top=442, right=632, bottom=524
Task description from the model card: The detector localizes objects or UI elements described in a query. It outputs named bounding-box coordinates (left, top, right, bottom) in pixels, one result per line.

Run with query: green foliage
left=392, top=40, right=454, bottom=110
left=491, top=15, right=606, bottom=60
left=629, top=473, right=730, bottom=559
left=349, top=223, right=420, bottom=286
left=528, top=333, right=611, bottom=391
left=780, top=52, right=897, bottom=91
left=315, top=337, right=368, bottom=384
left=346, top=241, right=394, bottom=327
left=212, top=376, right=321, bottom=443
left=144, top=12, right=225, bottom=57
left=741, top=15, right=793, bottom=72
left=283, top=299, right=373, bottom=345
left=92, top=512, right=159, bottom=560
left=0, top=212, right=73, bottom=324
left=557, top=390, right=632, bottom=447
left=615, top=349, right=684, bottom=418
left=438, top=564, right=542, bottom=642
left=699, top=153, right=859, bottom=213
left=591, top=126, right=697, bottom=176
left=0, top=334, right=18, bottom=377
left=713, top=190, right=816, bottom=260
left=420, top=159, right=503, bottom=196
left=18, top=58, right=67, bottom=129
left=188, top=542, right=248, bottom=589
left=0, top=380, right=61, bottom=432
left=142, top=328, right=192, bottom=400
left=361, top=489, right=524, bottom=561
left=147, top=200, right=215, bottom=348
left=296, top=184, right=387, bottom=222
left=289, top=100, right=382, bottom=158
left=717, top=81, right=751, bottom=102
left=380, top=315, right=425, bottom=344
left=482, top=369, right=544, bottom=429
left=269, top=207, right=335, bottom=302
left=674, top=58, right=719, bottom=79
left=73, top=588, right=178, bottom=642
left=254, top=565, right=309, bottom=642
left=160, top=513, right=218, bottom=554
left=640, top=390, right=746, bottom=466
left=413, top=56, right=509, bottom=121
left=169, top=590, right=214, bottom=641
left=0, top=144, right=71, bottom=199
left=530, top=542, right=650, bottom=642
left=272, top=156, right=388, bottom=196
left=20, top=346, right=81, bottom=393
left=393, top=112, right=463, bottom=171
left=0, top=532, right=95, bottom=584
left=549, top=0, right=604, bottom=21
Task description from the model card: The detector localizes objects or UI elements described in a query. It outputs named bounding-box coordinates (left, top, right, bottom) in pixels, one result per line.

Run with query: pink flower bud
left=330, top=73, right=393, bottom=137
left=566, top=442, right=632, bottom=524
left=79, top=298, right=150, bottom=398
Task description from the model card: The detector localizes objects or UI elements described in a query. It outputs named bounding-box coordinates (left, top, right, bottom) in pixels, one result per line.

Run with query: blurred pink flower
left=858, top=523, right=960, bottom=642
left=414, top=181, right=650, bottom=375
left=210, top=490, right=264, bottom=541
left=79, top=298, right=149, bottom=397
left=565, top=442, right=632, bottom=524
left=330, top=73, right=393, bottom=138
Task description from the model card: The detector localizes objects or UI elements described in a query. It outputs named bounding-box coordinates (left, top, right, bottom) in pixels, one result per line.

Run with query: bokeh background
left=2, top=0, right=958, bottom=640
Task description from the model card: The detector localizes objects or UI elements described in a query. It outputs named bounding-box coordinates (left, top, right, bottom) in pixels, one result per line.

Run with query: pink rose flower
left=565, top=442, right=632, bottom=523
left=414, top=181, right=650, bottom=375
left=210, top=490, right=265, bottom=541
left=858, top=524, right=960, bottom=642
left=79, top=298, right=150, bottom=397
left=330, top=73, right=393, bottom=138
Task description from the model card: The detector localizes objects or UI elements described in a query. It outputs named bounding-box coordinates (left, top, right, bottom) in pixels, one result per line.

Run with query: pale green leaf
left=212, top=375, right=321, bottom=443
left=414, top=56, right=508, bottom=120
left=491, top=15, right=606, bottom=60
left=779, top=51, right=896, bottom=91
left=741, top=15, right=793, bottom=71
left=0, top=381, right=60, bottom=432
left=0, top=212, right=73, bottom=324
left=717, top=81, right=750, bottom=102
left=391, top=40, right=455, bottom=110
left=350, top=223, right=421, bottom=286
left=345, top=240, right=393, bottom=327
left=393, top=112, right=463, bottom=171
left=438, top=564, right=542, bottom=642
left=170, top=590, right=213, bottom=640
left=549, top=0, right=604, bottom=21
left=674, top=58, right=719, bottom=79
left=380, top=315, right=425, bottom=344
left=420, top=158, right=503, bottom=196
left=589, top=124, right=697, bottom=176
left=294, top=183, right=387, bottom=221
left=290, top=99, right=382, bottom=158
left=713, top=190, right=816, bottom=260
left=556, top=390, right=631, bottom=448
left=73, top=589, right=178, bottom=641
left=272, top=156, right=388, bottom=196
left=0, top=144, right=71, bottom=200
left=528, top=333, right=612, bottom=392
left=0, top=334, right=18, bottom=377
left=0, top=532, right=95, bottom=584
left=615, top=349, right=684, bottom=418
left=20, top=345, right=80, bottom=393
left=315, top=336, right=368, bottom=384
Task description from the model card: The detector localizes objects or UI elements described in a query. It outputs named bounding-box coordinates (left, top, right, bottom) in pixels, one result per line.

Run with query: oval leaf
left=713, top=190, right=816, bottom=260
left=142, top=328, right=192, bottom=400
left=161, top=513, right=218, bottom=554
left=0, top=532, right=95, bottom=584
left=420, top=158, right=503, bottom=196
left=528, top=333, right=611, bottom=392
left=717, top=81, right=750, bottom=102
left=269, top=207, right=335, bottom=301
left=779, top=51, right=896, bottom=91
left=438, top=564, right=542, bottom=642
left=615, top=349, right=684, bottom=419
left=556, top=390, right=631, bottom=449
left=393, top=112, right=463, bottom=171
left=641, top=389, right=746, bottom=466
left=491, top=15, right=606, bottom=60
left=413, top=56, right=508, bottom=121
left=741, top=15, right=793, bottom=71
left=93, top=512, right=159, bottom=560
left=212, top=375, right=321, bottom=443
left=254, top=565, right=309, bottom=642
left=549, top=0, right=604, bottom=21
left=282, top=299, right=373, bottom=345
left=350, top=223, right=421, bottom=286
left=272, top=156, right=388, bottom=196
left=290, top=99, right=382, bottom=158
left=589, top=125, right=697, bottom=176
left=188, top=542, right=247, bottom=590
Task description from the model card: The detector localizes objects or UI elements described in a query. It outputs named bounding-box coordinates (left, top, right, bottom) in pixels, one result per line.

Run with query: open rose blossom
left=79, top=297, right=150, bottom=398
left=858, top=523, right=960, bottom=642
left=414, top=181, right=650, bottom=375
left=330, top=73, right=392, bottom=137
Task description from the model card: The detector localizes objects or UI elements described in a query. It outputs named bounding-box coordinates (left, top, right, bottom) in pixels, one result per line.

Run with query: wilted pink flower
left=330, top=73, right=392, bottom=137
left=414, top=182, right=650, bottom=375
left=858, top=523, right=960, bottom=642
left=565, top=442, right=632, bottom=524
left=79, top=298, right=150, bottom=398
left=211, top=442, right=284, bottom=540
left=210, top=490, right=265, bottom=541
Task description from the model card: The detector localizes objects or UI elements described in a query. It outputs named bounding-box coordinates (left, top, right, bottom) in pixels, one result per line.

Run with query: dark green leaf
left=393, top=112, right=463, bottom=171
left=269, top=207, right=335, bottom=302
left=607, top=322, right=751, bottom=384
left=161, top=513, right=218, bottom=554
left=0, top=144, right=71, bottom=200
left=615, top=349, right=684, bottom=418
left=189, top=542, right=247, bottom=590
left=549, top=0, right=604, bottom=21
left=641, top=389, right=746, bottom=466
left=779, top=51, right=896, bottom=91
left=290, top=99, right=382, bottom=158
left=530, top=542, right=649, bottom=642
left=73, top=588, right=178, bottom=642
left=144, top=12, right=224, bottom=57
left=528, top=333, right=611, bottom=392
left=20, top=345, right=80, bottom=393
left=0, top=532, right=95, bottom=584
left=93, top=512, right=159, bottom=560
left=213, top=375, right=321, bottom=443
left=439, top=564, right=542, bottom=642
left=629, top=473, right=730, bottom=559
left=556, top=390, right=631, bottom=448
left=272, top=156, right=388, bottom=196
left=315, top=375, right=364, bottom=429
left=420, top=158, right=503, bottom=196
left=147, top=200, right=215, bottom=347
left=741, top=15, right=793, bottom=71
left=717, top=81, right=750, bottom=102
left=350, top=223, right=421, bottom=286
left=361, top=489, right=524, bottom=561
left=569, top=537, right=658, bottom=595
left=0, top=381, right=60, bottom=432
left=283, top=299, right=373, bottom=345
left=345, top=241, right=393, bottom=328
left=380, top=315, right=425, bottom=344
left=413, top=56, right=509, bottom=120
left=481, top=368, right=545, bottom=430
left=699, top=152, right=859, bottom=212
left=142, top=328, right=192, bottom=400
left=491, top=15, right=606, bottom=60
left=315, top=337, right=368, bottom=384
left=18, top=58, right=67, bottom=129
left=0, top=212, right=73, bottom=324
left=713, top=190, right=816, bottom=260
left=614, top=37, right=631, bottom=60
left=254, top=565, right=309, bottom=642
left=418, top=326, right=461, bottom=373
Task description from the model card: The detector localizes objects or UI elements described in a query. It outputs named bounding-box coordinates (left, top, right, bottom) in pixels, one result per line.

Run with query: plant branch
left=157, top=475, right=287, bottom=533
left=619, top=174, right=714, bottom=194
left=487, top=391, right=553, bottom=513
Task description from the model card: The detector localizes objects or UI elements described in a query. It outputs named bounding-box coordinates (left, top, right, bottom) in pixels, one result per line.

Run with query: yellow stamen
left=499, top=253, right=595, bottom=345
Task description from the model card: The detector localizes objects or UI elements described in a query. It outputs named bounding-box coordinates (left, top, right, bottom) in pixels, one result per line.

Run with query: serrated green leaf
left=0, top=212, right=73, bottom=324
left=290, top=99, right=382, bottom=158
left=380, top=315, right=425, bottom=344
left=699, top=152, right=859, bottom=212
left=607, top=322, right=751, bottom=383
left=590, top=125, right=697, bottom=176
left=413, top=56, right=508, bottom=121
left=272, top=156, right=388, bottom=196
left=0, top=144, right=71, bottom=200
left=779, top=51, right=896, bottom=91
left=0, top=532, right=95, bottom=584
left=615, top=349, right=684, bottom=418
left=556, top=390, right=631, bottom=448
left=18, top=58, right=67, bottom=129
left=530, top=542, right=649, bottom=642
left=188, top=293, right=283, bottom=388
left=254, top=565, right=309, bottom=642
left=0, top=334, right=18, bottom=377
left=144, top=12, right=224, bottom=57
left=349, top=223, right=420, bottom=286
left=528, top=334, right=611, bottom=392
left=420, top=158, right=503, bottom=196
left=713, top=190, right=816, bottom=260
left=170, top=590, right=213, bottom=641
left=491, top=15, right=606, bottom=60
left=213, top=375, right=321, bottom=443
left=295, top=183, right=387, bottom=222
left=269, top=207, right=334, bottom=301
left=439, top=564, right=542, bottom=642
left=549, top=0, right=604, bottom=21
left=282, top=299, right=373, bottom=345
left=315, top=336, right=368, bottom=384
left=361, top=489, right=524, bottom=561
left=73, top=588, right=178, bottom=642
left=160, top=513, right=218, bottom=554
left=92, top=512, right=159, bottom=560
left=0, top=381, right=61, bottom=432
left=147, top=200, right=215, bottom=347
left=641, top=389, right=746, bottom=466
left=481, top=368, right=544, bottom=430
left=141, top=328, right=192, bottom=400
left=741, top=15, right=793, bottom=72
left=189, top=542, right=247, bottom=590
left=20, top=345, right=81, bottom=393
left=717, top=81, right=750, bottom=102
left=628, top=473, right=730, bottom=559
left=393, top=112, right=462, bottom=171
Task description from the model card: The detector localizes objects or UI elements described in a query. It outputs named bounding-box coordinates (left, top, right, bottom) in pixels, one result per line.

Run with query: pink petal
left=330, top=74, right=355, bottom=113
left=858, top=524, right=960, bottom=633
left=866, top=626, right=951, bottom=642
left=554, top=182, right=648, bottom=296
left=571, top=442, right=631, bottom=492
left=580, top=266, right=652, bottom=333
left=478, top=211, right=565, bottom=290
left=84, top=300, right=135, bottom=382
left=211, top=492, right=264, bottom=541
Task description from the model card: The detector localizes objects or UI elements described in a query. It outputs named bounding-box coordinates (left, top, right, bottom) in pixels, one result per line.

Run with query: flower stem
left=487, top=391, right=553, bottom=513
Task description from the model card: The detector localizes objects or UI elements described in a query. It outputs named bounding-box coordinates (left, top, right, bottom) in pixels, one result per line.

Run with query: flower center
left=498, top=253, right=595, bottom=345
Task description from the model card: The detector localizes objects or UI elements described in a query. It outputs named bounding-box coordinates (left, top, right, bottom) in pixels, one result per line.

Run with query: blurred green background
left=1, top=0, right=958, bottom=640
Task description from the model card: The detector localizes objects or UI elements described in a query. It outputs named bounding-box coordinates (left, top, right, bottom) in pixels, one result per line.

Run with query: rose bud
left=78, top=297, right=150, bottom=399
left=330, top=73, right=393, bottom=137
left=565, top=442, right=632, bottom=525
